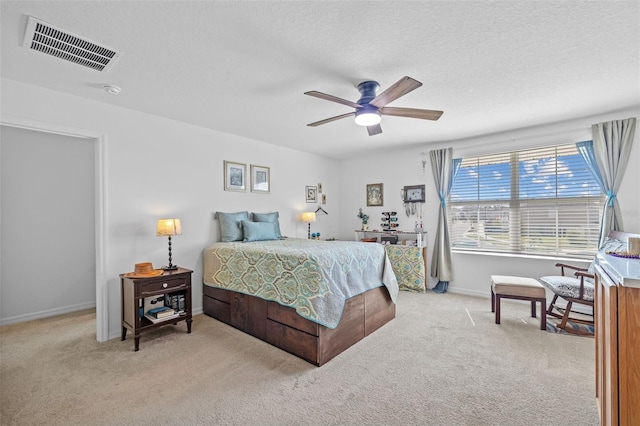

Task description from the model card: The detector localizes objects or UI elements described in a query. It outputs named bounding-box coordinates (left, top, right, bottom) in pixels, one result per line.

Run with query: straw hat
left=124, top=262, right=164, bottom=278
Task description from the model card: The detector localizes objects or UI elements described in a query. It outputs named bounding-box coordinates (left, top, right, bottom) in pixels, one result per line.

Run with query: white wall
left=1, top=126, right=96, bottom=322
left=2, top=76, right=638, bottom=337
left=1, top=78, right=340, bottom=339
left=338, top=107, right=640, bottom=297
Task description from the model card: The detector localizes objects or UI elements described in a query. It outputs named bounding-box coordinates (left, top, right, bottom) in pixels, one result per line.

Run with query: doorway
left=0, top=118, right=106, bottom=341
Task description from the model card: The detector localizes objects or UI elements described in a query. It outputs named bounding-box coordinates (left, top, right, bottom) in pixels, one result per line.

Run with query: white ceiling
left=1, top=1, right=639, bottom=160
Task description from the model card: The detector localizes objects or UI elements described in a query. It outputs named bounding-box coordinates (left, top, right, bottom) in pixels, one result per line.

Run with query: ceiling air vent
left=22, top=16, right=121, bottom=72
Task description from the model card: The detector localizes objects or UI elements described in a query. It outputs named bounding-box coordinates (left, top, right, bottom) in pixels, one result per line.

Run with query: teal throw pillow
left=251, top=211, right=282, bottom=238
left=242, top=220, right=279, bottom=242
left=215, top=211, right=249, bottom=242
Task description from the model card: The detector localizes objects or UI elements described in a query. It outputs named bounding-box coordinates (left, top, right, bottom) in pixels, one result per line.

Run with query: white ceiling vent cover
left=22, top=16, right=121, bottom=72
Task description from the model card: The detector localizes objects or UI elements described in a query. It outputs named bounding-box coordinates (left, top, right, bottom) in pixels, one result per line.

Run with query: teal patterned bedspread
left=384, top=245, right=426, bottom=292
left=203, top=238, right=398, bottom=329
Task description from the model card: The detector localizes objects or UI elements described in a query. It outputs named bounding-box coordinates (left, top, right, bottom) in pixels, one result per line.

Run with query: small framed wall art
left=250, top=164, right=270, bottom=193
left=306, top=186, right=318, bottom=203
left=366, top=183, right=384, bottom=206
left=403, top=184, right=425, bottom=202
left=224, top=160, right=246, bottom=192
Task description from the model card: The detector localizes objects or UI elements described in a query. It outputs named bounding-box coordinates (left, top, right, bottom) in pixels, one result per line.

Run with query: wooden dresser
left=594, top=250, right=640, bottom=425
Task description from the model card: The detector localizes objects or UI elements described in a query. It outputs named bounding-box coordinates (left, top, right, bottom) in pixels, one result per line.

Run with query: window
left=448, top=143, right=604, bottom=258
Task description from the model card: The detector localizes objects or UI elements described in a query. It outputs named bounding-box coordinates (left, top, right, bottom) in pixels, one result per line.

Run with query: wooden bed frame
left=203, top=285, right=395, bottom=366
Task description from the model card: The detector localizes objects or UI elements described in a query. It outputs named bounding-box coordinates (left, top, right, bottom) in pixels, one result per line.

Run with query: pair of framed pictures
left=224, top=161, right=269, bottom=193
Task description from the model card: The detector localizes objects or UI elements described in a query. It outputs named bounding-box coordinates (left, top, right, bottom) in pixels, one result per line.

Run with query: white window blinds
left=448, top=143, right=604, bottom=258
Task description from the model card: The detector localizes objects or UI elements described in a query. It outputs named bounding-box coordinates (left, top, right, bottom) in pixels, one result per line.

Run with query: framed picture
left=403, top=184, right=425, bottom=202
left=250, top=164, right=270, bottom=193
left=224, top=160, right=246, bottom=192
left=366, top=183, right=384, bottom=206
left=306, top=186, right=317, bottom=203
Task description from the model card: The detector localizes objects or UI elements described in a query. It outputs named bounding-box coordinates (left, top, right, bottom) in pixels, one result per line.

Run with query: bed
left=203, top=237, right=399, bottom=366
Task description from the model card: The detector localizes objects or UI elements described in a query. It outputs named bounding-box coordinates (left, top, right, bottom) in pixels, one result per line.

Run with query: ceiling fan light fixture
left=354, top=109, right=381, bottom=126
left=305, top=76, right=442, bottom=136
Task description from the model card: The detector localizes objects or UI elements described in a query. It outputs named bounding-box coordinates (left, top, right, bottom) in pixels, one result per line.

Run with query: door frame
left=1, top=115, right=108, bottom=342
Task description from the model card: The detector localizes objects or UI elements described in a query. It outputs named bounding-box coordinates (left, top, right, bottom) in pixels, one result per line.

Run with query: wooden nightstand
left=120, top=267, right=193, bottom=351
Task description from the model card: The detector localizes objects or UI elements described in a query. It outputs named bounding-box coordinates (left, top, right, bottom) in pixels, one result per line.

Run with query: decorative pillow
left=586, top=237, right=628, bottom=274
left=599, top=237, right=627, bottom=252
left=251, top=212, right=282, bottom=238
left=215, top=211, right=249, bottom=242
left=241, top=220, right=279, bottom=242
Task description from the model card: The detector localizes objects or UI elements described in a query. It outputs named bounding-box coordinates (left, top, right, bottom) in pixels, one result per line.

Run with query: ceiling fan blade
left=369, top=76, right=422, bottom=108
left=380, top=107, right=444, bottom=121
left=367, top=124, right=382, bottom=136
left=307, top=112, right=355, bottom=127
left=304, top=91, right=362, bottom=109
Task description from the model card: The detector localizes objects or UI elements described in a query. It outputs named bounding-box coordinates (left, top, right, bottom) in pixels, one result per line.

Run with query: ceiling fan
left=304, top=76, right=443, bottom=136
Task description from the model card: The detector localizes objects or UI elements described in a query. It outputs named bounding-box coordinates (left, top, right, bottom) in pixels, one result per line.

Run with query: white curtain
left=429, top=148, right=461, bottom=293
left=591, top=117, right=636, bottom=246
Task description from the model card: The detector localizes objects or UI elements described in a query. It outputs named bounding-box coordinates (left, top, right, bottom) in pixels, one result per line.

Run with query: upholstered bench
left=490, top=275, right=547, bottom=330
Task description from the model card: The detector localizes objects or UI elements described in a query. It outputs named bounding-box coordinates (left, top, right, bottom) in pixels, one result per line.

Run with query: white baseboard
left=0, top=301, right=96, bottom=326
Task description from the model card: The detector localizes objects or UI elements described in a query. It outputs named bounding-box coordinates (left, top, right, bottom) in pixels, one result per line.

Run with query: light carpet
left=0, top=291, right=597, bottom=426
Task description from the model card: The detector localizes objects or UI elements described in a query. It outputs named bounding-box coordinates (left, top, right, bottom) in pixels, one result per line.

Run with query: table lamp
left=156, top=218, right=182, bottom=270
left=301, top=212, right=316, bottom=239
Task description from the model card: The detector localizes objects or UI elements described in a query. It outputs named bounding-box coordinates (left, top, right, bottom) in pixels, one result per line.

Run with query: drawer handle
left=141, top=283, right=187, bottom=296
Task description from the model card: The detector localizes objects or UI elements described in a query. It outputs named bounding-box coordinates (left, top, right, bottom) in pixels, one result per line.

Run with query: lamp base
left=163, top=235, right=178, bottom=270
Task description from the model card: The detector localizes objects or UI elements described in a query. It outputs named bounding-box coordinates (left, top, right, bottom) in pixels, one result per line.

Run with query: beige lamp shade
left=156, top=218, right=182, bottom=236
left=301, top=212, right=316, bottom=223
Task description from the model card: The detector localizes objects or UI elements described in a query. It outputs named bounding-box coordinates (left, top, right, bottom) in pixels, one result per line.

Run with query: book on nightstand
left=155, top=309, right=177, bottom=319
left=165, top=294, right=186, bottom=313
left=146, top=306, right=173, bottom=316
left=144, top=309, right=179, bottom=323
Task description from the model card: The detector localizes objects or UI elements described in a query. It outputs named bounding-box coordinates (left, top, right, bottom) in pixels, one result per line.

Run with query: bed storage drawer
left=267, top=301, right=319, bottom=336
left=266, top=319, right=319, bottom=364
left=202, top=285, right=395, bottom=366
left=203, top=294, right=230, bottom=324
left=203, top=285, right=231, bottom=303
left=266, top=293, right=368, bottom=366
left=230, top=292, right=267, bottom=339
left=204, top=287, right=268, bottom=339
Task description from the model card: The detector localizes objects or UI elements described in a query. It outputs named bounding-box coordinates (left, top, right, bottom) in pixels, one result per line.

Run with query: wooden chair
left=539, top=263, right=595, bottom=335
left=539, top=230, right=633, bottom=335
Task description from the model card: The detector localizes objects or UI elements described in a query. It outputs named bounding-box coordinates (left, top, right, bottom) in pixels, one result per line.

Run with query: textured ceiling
left=1, top=1, right=639, bottom=159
